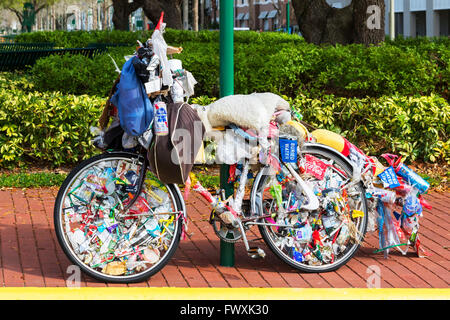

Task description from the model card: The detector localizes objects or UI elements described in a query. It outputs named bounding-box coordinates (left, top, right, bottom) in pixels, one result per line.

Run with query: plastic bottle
left=381, top=154, right=430, bottom=194
left=395, top=163, right=429, bottom=194
left=367, top=187, right=396, bottom=204
left=154, top=100, right=169, bottom=136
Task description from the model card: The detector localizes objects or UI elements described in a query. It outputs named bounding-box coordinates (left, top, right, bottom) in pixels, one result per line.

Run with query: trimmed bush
left=15, top=29, right=306, bottom=48
left=0, top=74, right=103, bottom=167
left=31, top=46, right=131, bottom=96
left=292, top=94, right=449, bottom=163
left=191, top=94, right=449, bottom=164
left=0, top=74, right=447, bottom=168
left=28, top=35, right=449, bottom=99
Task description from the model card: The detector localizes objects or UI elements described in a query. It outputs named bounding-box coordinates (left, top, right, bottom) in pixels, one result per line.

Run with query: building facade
left=385, top=0, right=450, bottom=37
left=234, top=0, right=297, bottom=32
left=233, top=0, right=449, bottom=37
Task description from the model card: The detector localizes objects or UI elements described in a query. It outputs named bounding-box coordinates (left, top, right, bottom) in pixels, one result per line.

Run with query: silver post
left=390, top=0, right=395, bottom=40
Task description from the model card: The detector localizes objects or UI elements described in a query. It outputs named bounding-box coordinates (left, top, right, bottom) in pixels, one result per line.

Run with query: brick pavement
left=0, top=187, right=448, bottom=288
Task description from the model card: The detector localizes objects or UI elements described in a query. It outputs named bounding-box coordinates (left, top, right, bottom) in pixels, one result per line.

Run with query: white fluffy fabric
left=204, top=93, right=290, bottom=132
left=192, top=104, right=212, bottom=133
left=250, top=92, right=290, bottom=112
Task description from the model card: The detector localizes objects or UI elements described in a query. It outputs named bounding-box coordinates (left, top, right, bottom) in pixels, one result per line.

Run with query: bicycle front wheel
left=253, top=145, right=368, bottom=273
left=54, top=152, right=184, bottom=283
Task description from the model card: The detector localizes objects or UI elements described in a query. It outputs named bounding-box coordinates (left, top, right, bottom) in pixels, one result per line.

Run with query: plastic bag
left=215, top=130, right=253, bottom=165
left=376, top=200, right=402, bottom=258
left=151, top=13, right=172, bottom=87
left=110, top=58, right=154, bottom=136
left=206, top=93, right=289, bottom=132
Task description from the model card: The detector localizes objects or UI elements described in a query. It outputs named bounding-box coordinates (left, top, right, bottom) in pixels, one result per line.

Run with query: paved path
left=0, top=188, right=448, bottom=288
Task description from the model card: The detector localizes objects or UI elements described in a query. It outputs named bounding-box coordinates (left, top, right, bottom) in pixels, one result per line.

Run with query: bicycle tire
left=253, top=145, right=368, bottom=273
left=54, top=152, right=184, bottom=283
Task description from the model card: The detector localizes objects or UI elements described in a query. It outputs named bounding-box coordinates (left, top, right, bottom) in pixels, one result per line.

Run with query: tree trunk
left=353, top=0, right=385, bottom=44
left=291, top=0, right=385, bottom=45
left=112, top=0, right=131, bottom=30
left=92, top=1, right=98, bottom=31
left=200, top=0, right=204, bottom=30
left=142, top=0, right=182, bottom=30
left=211, top=0, right=217, bottom=27
left=7, top=0, right=48, bottom=32
left=248, top=0, right=255, bottom=30
left=102, top=2, right=108, bottom=30
left=193, top=0, right=198, bottom=31
left=112, top=0, right=144, bottom=30
left=182, top=0, right=188, bottom=29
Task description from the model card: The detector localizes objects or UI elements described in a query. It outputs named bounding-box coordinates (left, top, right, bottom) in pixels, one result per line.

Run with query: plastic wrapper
left=180, top=71, right=197, bottom=99
left=171, top=79, right=185, bottom=103
left=122, top=133, right=139, bottom=149
left=137, top=123, right=154, bottom=149
left=269, top=184, right=283, bottom=209
left=301, top=154, right=329, bottom=181
left=376, top=200, right=402, bottom=258
left=295, top=223, right=313, bottom=243
left=90, top=126, right=106, bottom=150
left=151, top=14, right=172, bottom=87
left=110, top=58, right=154, bottom=137
left=192, top=181, right=217, bottom=207
left=366, top=187, right=396, bottom=204
left=215, top=130, right=254, bottom=165
left=381, top=154, right=430, bottom=194
left=231, top=162, right=250, bottom=213
left=279, top=136, right=298, bottom=163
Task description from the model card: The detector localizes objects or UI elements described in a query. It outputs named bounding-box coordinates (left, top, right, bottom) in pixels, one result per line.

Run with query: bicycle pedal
left=247, top=247, right=266, bottom=259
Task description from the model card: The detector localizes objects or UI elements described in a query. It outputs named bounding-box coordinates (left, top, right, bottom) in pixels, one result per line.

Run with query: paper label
left=144, top=78, right=162, bottom=94
left=304, top=154, right=329, bottom=180
left=378, top=166, right=400, bottom=188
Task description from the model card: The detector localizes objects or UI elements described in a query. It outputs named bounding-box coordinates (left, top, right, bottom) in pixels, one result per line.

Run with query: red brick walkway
left=0, top=188, right=448, bottom=288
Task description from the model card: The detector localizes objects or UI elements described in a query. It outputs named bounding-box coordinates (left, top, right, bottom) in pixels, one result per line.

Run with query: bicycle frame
left=106, top=149, right=188, bottom=223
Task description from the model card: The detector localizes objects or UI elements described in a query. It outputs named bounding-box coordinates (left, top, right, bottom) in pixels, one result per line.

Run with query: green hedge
left=15, top=29, right=306, bottom=48
left=27, top=32, right=449, bottom=99
left=0, top=74, right=447, bottom=168
left=292, top=94, right=449, bottom=163
left=0, top=74, right=103, bottom=168
left=191, top=94, right=449, bottom=164
left=0, top=172, right=67, bottom=188
left=15, top=29, right=450, bottom=48
left=31, top=46, right=131, bottom=97
left=4, top=30, right=449, bottom=167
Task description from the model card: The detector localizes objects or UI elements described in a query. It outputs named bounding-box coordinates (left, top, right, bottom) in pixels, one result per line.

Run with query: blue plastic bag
left=110, top=57, right=153, bottom=136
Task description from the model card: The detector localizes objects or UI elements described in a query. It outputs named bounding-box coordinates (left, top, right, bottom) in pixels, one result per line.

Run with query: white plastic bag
left=215, top=130, right=252, bottom=164
left=151, top=23, right=172, bottom=87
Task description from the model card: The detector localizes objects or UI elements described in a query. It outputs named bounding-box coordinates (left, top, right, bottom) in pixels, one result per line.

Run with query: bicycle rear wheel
left=54, top=152, right=184, bottom=283
left=253, top=145, right=368, bottom=273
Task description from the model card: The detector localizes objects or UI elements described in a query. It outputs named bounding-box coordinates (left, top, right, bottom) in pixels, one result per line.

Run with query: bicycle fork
left=225, top=161, right=323, bottom=259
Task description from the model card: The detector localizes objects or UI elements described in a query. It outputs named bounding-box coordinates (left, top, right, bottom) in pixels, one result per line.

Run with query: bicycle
left=54, top=112, right=369, bottom=283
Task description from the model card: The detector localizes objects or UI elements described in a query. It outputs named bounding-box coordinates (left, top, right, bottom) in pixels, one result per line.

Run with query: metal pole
left=286, top=0, right=290, bottom=33
left=390, top=0, right=395, bottom=40
left=219, top=0, right=235, bottom=267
